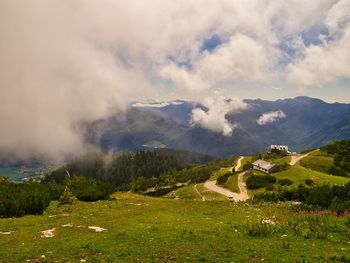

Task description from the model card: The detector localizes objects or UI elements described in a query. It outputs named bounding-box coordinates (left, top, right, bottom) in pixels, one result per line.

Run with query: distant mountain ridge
left=87, top=96, right=350, bottom=157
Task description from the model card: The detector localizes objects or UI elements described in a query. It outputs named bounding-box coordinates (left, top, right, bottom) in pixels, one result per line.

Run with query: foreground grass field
left=1, top=193, right=350, bottom=262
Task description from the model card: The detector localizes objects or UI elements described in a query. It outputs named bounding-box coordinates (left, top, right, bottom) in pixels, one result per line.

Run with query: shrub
left=244, top=222, right=274, bottom=237
left=278, top=179, right=293, bottom=186
left=246, top=174, right=276, bottom=189
left=292, top=216, right=339, bottom=239
left=242, top=162, right=252, bottom=171
left=265, top=184, right=275, bottom=191
left=216, top=172, right=232, bottom=185
left=58, top=186, right=77, bottom=205
left=328, top=255, right=350, bottom=263
left=274, top=163, right=290, bottom=172
left=305, top=179, right=313, bottom=186
left=68, top=176, right=115, bottom=202
left=255, top=183, right=350, bottom=215
left=0, top=182, right=63, bottom=218
left=344, top=216, right=350, bottom=227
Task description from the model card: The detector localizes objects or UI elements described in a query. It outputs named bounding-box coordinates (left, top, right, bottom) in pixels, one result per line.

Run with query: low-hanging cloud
left=0, top=1, right=154, bottom=161
left=191, top=97, right=247, bottom=136
left=257, top=110, right=286, bottom=125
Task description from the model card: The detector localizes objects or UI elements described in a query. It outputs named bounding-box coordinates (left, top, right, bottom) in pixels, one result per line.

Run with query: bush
left=274, top=163, right=290, bottom=172
left=265, top=184, right=275, bottom=191
left=217, top=172, right=232, bottom=185
left=0, top=182, right=63, bottom=218
left=68, top=176, right=115, bottom=202
left=278, top=178, right=293, bottom=186
left=244, top=222, right=274, bottom=237
left=246, top=174, right=276, bottom=189
left=242, top=162, right=252, bottom=171
left=305, top=179, right=313, bottom=186
left=58, top=186, right=77, bottom=205
left=291, top=216, right=339, bottom=239
left=255, top=182, right=350, bottom=215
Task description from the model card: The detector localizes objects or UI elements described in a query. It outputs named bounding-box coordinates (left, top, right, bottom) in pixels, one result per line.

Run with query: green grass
left=299, top=155, right=334, bottom=174
left=1, top=194, right=350, bottom=262
left=245, top=164, right=350, bottom=196
left=224, top=174, right=239, bottom=192
left=167, top=184, right=201, bottom=200
left=167, top=183, right=226, bottom=201
left=299, top=149, right=334, bottom=174
left=240, top=156, right=252, bottom=171
left=209, top=167, right=231, bottom=180
left=273, top=166, right=350, bottom=187
left=272, top=155, right=291, bottom=165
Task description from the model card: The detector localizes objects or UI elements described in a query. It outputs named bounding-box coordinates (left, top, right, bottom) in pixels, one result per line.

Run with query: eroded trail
left=290, top=153, right=309, bottom=166
left=204, top=156, right=249, bottom=202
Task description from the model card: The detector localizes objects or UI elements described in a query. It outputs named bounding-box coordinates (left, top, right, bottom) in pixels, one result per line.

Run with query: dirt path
left=290, top=153, right=309, bottom=166
left=236, top=172, right=249, bottom=201
left=194, top=184, right=205, bottom=201
left=235, top=156, right=244, bottom=172
left=204, top=156, right=249, bottom=202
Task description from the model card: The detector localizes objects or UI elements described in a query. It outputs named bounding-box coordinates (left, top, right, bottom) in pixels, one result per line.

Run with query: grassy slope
left=246, top=166, right=350, bottom=196
left=272, top=155, right=291, bottom=165
left=1, top=193, right=350, bottom=262
left=299, top=149, right=334, bottom=174
left=246, top=152, right=350, bottom=196
left=224, top=173, right=239, bottom=193
left=167, top=183, right=226, bottom=201
left=273, top=166, right=350, bottom=187
left=211, top=166, right=240, bottom=193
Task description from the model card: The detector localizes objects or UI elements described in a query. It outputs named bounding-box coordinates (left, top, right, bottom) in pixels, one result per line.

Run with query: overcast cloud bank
left=0, top=0, right=349, bottom=159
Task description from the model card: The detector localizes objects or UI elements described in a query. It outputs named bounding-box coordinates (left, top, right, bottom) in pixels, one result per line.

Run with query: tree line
left=321, top=140, right=350, bottom=177
left=0, top=176, right=115, bottom=218
left=255, top=183, right=350, bottom=214
left=1, top=150, right=227, bottom=217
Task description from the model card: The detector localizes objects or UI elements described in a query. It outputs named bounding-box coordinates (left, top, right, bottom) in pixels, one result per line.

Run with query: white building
left=252, top=159, right=277, bottom=174
left=267, top=145, right=290, bottom=154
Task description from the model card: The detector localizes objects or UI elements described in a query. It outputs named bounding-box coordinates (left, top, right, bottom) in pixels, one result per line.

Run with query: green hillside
left=299, top=149, right=334, bottom=174
left=273, top=166, right=350, bottom=187
left=1, top=194, right=350, bottom=262
left=2, top=142, right=350, bottom=262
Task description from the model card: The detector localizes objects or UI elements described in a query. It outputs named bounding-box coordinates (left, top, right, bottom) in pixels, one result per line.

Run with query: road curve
left=204, top=156, right=249, bottom=202
left=290, top=153, right=309, bottom=166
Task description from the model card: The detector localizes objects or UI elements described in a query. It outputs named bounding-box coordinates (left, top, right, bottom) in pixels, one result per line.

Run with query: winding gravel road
left=204, top=156, right=249, bottom=202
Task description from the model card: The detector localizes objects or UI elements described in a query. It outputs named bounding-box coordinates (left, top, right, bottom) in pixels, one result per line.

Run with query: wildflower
left=262, top=219, right=276, bottom=225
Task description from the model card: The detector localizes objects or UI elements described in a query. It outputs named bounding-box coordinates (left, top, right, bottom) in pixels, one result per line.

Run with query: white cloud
left=0, top=0, right=347, bottom=159
left=257, top=110, right=286, bottom=125
left=191, top=96, right=247, bottom=136
left=287, top=0, right=350, bottom=88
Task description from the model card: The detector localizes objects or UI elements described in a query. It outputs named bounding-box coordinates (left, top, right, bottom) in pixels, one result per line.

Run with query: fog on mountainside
left=86, top=96, right=350, bottom=157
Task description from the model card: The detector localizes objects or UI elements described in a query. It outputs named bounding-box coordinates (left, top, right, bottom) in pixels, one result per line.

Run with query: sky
left=0, top=0, right=349, bottom=160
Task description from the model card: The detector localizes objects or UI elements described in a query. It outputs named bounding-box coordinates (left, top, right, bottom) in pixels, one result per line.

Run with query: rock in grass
left=88, top=226, right=107, bottom=232
left=41, top=228, right=55, bottom=238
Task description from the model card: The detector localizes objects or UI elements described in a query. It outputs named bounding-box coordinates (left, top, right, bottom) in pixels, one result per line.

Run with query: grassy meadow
left=273, top=166, right=350, bottom=187
left=1, top=193, right=350, bottom=262
left=2, top=144, right=350, bottom=262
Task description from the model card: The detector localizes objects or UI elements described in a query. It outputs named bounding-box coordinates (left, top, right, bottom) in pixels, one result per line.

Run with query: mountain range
left=87, top=96, right=350, bottom=157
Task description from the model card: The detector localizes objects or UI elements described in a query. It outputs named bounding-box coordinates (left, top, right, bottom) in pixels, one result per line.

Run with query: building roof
left=252, top=159, right=276, bottom=170
left=270, top=145, right=288, bottom=149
